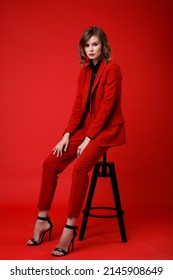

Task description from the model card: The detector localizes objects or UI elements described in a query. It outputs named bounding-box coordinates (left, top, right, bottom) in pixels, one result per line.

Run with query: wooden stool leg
left=78, top=164, right=100, bottom=240
left=109, top=164, right=127, bottom=242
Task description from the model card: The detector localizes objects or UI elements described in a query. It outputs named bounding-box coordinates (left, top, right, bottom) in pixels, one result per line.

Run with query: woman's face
left=84, top=35, right=102, bottom=65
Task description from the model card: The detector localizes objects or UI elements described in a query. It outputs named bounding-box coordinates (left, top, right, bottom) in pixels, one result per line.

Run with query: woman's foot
left=27, top=216, right=53, bottom=245
left=52, top=224, right=78, bottom=256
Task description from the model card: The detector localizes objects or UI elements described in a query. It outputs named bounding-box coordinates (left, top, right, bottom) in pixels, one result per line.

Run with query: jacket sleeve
left=86, top=63, right=122, bottom=139
left=63, top=69, right=84, bottom=135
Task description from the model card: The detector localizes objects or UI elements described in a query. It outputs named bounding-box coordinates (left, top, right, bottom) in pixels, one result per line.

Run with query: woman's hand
left=53, top=132, right=70, bottom=157
left=77, top=137, right=91, bottom=157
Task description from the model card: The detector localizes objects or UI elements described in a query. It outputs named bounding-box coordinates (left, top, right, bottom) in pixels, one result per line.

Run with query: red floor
left=0, top=202, right=173, bottom=260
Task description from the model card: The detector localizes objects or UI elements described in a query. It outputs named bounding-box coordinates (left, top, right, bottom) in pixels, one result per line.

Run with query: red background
left=0, top=0, right=173, bottom=259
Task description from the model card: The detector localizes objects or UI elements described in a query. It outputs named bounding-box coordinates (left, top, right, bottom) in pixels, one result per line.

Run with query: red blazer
left=64, top=60, right=126, bottom=147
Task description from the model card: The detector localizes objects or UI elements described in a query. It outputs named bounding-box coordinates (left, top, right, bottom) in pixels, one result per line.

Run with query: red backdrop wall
left=1, top=0, right=173, bottom=216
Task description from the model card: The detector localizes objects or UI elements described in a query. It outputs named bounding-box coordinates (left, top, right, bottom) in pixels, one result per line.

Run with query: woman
left=27, top=26, right=125, bottom=256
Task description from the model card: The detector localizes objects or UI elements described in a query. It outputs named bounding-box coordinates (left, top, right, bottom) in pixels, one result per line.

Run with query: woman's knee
left=42, top=154, right=58, bottom=173
left=73, top=160, right=92, bottom=176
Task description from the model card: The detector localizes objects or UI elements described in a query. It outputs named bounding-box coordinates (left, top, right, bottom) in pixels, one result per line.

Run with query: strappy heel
left=27, top=216, right=53, bottom=246
left=52, top=224, right=78, bottom=256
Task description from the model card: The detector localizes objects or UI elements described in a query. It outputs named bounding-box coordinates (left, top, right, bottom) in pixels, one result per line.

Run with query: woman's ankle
left=38, top=210, right=48, bottom=218
left=66, top=217, right=77, bottom=227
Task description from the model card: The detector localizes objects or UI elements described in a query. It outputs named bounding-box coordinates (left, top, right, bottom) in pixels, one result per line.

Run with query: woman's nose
left=89, top=45, right=93, bottom=51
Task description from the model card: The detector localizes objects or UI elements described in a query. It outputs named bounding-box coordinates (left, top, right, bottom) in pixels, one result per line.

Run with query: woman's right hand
left=52, top=132, right=70, bottom=157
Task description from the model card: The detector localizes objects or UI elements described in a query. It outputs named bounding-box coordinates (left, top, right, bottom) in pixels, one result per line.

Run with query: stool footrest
left=83, top=206, right=124, bottom=219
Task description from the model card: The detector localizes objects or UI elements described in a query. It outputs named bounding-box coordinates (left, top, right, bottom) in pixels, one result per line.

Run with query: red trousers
left=38, top=126, right=108, bottom=218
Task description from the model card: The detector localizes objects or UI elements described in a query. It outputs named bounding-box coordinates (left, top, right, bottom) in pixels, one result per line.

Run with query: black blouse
left=89, top=59, right=101, bottom=94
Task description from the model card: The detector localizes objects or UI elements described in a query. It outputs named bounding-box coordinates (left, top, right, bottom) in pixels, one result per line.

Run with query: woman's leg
left=52, top=139, right=109, bottom=255
left=68, top=142, right=109, bottom=218
left=37, top=148, right=77, bottom=210
left=27, top=129, right=86, bottom=245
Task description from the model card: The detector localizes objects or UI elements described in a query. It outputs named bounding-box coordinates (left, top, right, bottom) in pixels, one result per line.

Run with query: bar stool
left=79, top=152, right=127, bottom=242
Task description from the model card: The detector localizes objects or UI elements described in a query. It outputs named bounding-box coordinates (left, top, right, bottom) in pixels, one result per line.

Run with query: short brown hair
left=78, top=26, right=111, bottom=65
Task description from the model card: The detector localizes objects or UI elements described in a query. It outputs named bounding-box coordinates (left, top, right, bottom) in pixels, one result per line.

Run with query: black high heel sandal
left=27, top=216, right=53, bottom=246
left=52, top=224, right=78, bottom=256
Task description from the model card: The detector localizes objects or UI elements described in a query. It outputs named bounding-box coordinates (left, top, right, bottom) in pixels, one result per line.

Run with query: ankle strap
left=37, top=216, right=50, bottom=221
left=65, top=224, right=78, bottom=230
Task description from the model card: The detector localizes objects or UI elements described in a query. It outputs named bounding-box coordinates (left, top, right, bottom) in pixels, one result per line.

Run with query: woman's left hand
left=77, top=137, right=91, bottom=157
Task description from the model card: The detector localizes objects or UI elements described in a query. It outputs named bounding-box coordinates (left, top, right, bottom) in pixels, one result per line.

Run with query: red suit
left=38, top=60, right=126, bottom=218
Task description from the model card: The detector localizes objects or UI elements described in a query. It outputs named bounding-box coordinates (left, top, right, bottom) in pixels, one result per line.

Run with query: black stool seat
left=79, top=153, right=127, bottom=242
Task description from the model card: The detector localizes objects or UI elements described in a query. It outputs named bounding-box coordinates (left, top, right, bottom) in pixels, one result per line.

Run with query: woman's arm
left=63, top=69, right=85, bottom=135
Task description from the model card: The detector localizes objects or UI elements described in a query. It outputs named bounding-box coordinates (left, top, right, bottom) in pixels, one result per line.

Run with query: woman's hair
left=78, top=26, right=111, bottom=65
